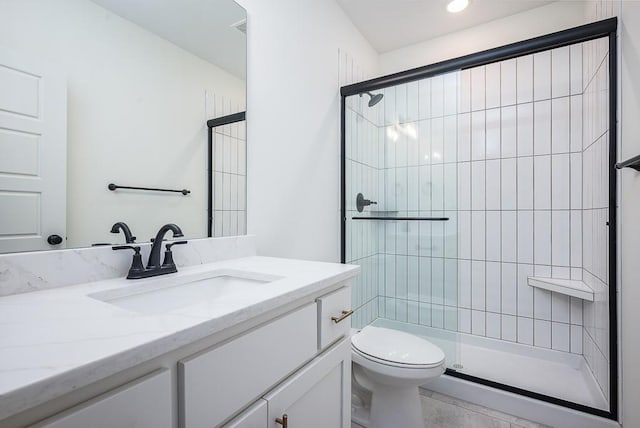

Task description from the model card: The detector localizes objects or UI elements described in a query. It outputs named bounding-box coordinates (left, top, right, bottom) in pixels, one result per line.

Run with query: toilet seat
left=352, top=345, right=441, bottom=369
left=351, top=326, right=445, bottom=369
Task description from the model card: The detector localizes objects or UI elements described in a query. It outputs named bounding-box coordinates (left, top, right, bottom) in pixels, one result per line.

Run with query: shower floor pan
left=371, top=318, right=608, bottom=412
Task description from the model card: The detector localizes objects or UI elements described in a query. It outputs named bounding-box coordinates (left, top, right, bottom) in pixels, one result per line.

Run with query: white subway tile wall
left=211, top=94, right=246, bottom=238
left=366, top=43, right=587, bottom=350
left=344, top=34, right=612, bottom=403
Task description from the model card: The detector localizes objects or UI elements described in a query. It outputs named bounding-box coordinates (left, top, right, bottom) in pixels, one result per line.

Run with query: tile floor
left=352, top=389, right=550, bottom=428
left=420, top=390, right=550, bottom=428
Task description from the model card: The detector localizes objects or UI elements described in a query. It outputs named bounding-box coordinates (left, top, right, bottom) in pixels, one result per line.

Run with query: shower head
left=360, top=91, right=384, bottom=107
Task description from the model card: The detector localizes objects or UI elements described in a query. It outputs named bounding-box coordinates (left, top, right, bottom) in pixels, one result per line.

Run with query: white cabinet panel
left=179, top=304, right=317, bottom=428
left=223, top=400, right=267, bottom=428
left=33, top=370, right=172, bottom=428
left=264, top=338, right=351, bottom=428
left=317, top=287, right=351, bottom=349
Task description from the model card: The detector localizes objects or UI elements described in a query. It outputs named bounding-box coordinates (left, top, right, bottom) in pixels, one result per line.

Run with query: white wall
left=619, top=2, right=640, bottom=426
left=236, top=0, right=378, bottom=262
left=378, top=2, right=588, bottom=76
left=0, top=0, right=245, bottom=247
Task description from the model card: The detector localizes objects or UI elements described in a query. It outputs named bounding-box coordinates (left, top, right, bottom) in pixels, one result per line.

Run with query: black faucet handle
left=165, top=240, right=188, bottom=250
left=162, top=241, right=187, bottom=269
left=112, top=245, right=141, bottom=252
left=112, top=246, right=146, bottom=279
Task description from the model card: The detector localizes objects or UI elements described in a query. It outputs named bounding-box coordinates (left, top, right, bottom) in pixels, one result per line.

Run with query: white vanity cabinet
left=9, top=282, right=353, bottom=428
left=180, top=286, right=352, bottom=428
left=222, top=400, right=268, bottom=428
left=32, top=370, right=172, bottom=428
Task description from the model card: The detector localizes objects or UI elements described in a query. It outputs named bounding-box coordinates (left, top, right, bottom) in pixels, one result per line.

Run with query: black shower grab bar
left=351, top=216, right=449, bottom=221
left=615, top=154, right=640, bottom=171
left=108, top=183, right=190, bottom=195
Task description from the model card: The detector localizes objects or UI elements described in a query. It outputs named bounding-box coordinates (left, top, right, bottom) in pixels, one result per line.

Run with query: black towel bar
left=351, top=217, right=449, bottom=221
left=615, top=154, right=640, bottom=171
left=108, top=183, right=190, bottom=195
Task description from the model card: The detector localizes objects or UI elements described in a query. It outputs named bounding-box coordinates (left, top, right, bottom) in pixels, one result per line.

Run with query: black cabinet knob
left=47, top=234, right=63, bottom=245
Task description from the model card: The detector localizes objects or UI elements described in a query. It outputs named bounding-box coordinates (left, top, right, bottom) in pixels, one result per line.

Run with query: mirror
left=0, top=0, right=247, bottom=254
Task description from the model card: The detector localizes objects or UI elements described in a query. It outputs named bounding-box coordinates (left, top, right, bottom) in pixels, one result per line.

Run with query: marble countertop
left=0, top=256, right=358, bottom=420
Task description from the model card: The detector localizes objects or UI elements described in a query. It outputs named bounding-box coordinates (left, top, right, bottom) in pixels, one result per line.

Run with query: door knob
left=47, top=234, right=63, bottom=245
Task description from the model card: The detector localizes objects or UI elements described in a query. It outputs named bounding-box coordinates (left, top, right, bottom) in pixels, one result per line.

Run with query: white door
left=0, top=48, right=66, bottom=253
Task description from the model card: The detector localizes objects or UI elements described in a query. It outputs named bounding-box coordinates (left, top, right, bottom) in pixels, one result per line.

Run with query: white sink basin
left=88, top=269, right=283, bottom=314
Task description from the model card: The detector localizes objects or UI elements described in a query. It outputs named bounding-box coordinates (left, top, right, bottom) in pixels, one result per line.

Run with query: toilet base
left=352, top=363, right=425, bottom=428
left=369, top=385, right=423, bottom=428
left=351, top=394, right=370, bottom=427
left=351, top=386, right=424, bottom=428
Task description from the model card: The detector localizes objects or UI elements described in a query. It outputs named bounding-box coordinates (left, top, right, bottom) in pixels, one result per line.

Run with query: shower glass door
left=344, top=71, right=462, bottom=370
left=342, top=26, right=616, bottom=417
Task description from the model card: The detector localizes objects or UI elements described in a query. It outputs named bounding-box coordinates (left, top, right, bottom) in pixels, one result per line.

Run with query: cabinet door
left=264, top=338, right=350, bottom=428
left=222, top=400, right=267, bottom=428
left=33, top=370, right=172, bottom=428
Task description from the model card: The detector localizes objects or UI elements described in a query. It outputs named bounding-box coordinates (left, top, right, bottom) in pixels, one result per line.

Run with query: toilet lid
left=351, top=326, right=445, bottom=367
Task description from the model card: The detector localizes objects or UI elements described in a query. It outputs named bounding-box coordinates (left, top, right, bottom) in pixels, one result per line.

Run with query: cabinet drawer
left=179, top=303, right=317, bottom=428
left=317, top=287, right=351, bottom=349
left=33, top=370, right=172, bottom=428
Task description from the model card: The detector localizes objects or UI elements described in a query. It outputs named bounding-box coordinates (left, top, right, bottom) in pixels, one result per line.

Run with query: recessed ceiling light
left=447, top=0, right=469, bottom=13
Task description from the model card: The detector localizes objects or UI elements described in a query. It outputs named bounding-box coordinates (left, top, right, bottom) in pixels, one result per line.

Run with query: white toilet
left=351, top=326, right=446, bottom=428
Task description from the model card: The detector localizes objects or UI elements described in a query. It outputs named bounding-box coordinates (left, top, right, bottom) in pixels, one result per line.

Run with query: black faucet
left=113, top=223, right=187, bottom=279
left=148, top=223, right=184, bottom=269
left=110, top=222, right=136, bottom=243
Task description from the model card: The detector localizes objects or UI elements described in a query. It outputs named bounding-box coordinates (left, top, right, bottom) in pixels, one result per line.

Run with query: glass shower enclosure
left=344, top=70, right=462, bottom=365
left=341, top=18, right=617, bottom=420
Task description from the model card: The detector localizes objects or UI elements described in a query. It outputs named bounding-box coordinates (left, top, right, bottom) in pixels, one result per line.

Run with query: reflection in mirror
left=209, top=113, right=247, bottom=239
left=0, top=0, right=246, bottom=254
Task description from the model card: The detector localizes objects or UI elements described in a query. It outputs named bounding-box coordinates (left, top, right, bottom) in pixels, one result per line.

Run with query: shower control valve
left=356, top=193, right=377, bottom=212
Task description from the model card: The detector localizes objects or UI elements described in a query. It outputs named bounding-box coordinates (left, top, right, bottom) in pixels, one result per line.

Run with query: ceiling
left=91, top=0, right=246, bottom=79
left=336, top=0, right=555, bottom=53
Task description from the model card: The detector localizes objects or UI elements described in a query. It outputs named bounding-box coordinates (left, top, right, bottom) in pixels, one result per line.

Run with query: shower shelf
left=351, top=216, right=449, bottom=221
left=527, top=277, right=594, bottom=301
